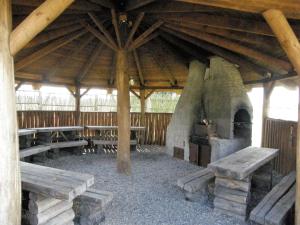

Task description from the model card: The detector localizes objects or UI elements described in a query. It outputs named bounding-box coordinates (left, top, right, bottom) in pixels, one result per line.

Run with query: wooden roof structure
left=12, top=0, right=300, bottom=90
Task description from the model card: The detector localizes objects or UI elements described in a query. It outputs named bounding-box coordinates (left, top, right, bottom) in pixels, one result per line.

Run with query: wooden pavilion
left=1, top=0, right=300, bottom=224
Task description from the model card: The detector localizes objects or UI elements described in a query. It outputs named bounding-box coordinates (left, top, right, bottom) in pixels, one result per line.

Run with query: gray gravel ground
left=39, top=146, right=250, bottom=225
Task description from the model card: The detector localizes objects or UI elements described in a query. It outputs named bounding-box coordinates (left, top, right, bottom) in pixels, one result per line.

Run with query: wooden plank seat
left=48, top=140, right=88, bottom=149
left=21, top=162, right=94, bottom=225
left=74, top=188, right=113, bottom=225
left=20, top=145, right=51, bottom=158
left=249, top=171, right=296, bottom=225
left=93, top=139, right=137, bottom=146
left=177, top=168, right=214, bottom=201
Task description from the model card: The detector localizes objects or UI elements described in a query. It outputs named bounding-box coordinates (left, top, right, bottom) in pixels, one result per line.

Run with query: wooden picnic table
left=208, top=146, right=279, bottom=220
left=18, top=129, right=37, bottom=136
left=86, top=125, right=146, bottom=152
left=34, top=126, right=84, bottom=133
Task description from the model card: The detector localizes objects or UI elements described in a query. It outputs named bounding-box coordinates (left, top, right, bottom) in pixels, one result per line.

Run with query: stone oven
left=166, top=57, right=253, bottom=163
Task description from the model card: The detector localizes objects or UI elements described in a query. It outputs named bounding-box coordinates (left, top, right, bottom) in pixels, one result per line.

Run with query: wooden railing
left=17, top=111, right=172, bottom=145
left=262, top=118, right=297, bottom=175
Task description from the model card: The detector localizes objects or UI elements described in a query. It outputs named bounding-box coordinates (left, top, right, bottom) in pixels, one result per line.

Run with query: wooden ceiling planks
left=11, top=0, right=300, bottom=89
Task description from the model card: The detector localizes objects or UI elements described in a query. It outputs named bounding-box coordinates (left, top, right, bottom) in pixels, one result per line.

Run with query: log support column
left=116, top=50, right=131, bottom=174
left=263, top=9, right=300, bottom=225
left=140, top=89, right=146, bottom=126
left=75, top=85, right=81, bottom=126
left=0, top=1, right=21, bottom=224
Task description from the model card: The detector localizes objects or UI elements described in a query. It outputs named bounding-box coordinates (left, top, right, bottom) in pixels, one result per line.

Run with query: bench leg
left=184, top=188, right=209, bottom=203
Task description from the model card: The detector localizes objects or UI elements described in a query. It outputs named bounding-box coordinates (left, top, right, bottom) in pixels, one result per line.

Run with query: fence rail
left=262, top=118, right=297, bottom=175
left=17, top=111, right=172, bottom=145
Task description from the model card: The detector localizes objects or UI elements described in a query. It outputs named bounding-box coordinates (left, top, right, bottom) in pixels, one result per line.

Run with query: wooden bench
left=177, top=168, right=215, bottom=201
left=20, top=145, right=51, bottom=158
left=250, top=171, right=296, bottom=225
left=74, top=188, right=113, bottom=225
left=21, top=162, right=94, bottom=225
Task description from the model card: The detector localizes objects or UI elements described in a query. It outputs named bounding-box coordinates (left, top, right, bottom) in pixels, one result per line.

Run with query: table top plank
left=34, top=126, right=84, bottom=133
left=19, top=129, right=37, bottom=136
left=21, top=162, right=94, bottom=200
left=208, top=147, right=279, bottom=180
left=85, top=125, right=146, bottom=131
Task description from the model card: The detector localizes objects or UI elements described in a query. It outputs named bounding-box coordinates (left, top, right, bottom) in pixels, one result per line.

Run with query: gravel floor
left=39, top=146, right=250, bottom=225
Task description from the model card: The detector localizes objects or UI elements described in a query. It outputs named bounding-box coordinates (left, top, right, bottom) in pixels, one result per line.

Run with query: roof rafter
left=88, top=12, right=118, bottom=49
left=133, top=49, right=145, bottom=86
left=125, top=0, right=157, bottom=11
left=111, top=9, right=122, bottom=48
left=125, top=12, right=145, bottom=49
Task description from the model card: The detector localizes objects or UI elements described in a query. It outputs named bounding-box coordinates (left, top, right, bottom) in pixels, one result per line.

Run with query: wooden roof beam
left=88, top=12, right=118, bottom=50
left=164, top=24, right=292, bottom=73
left=130, top=89, right=141, bottom=99
left=25, top=23, right=83, bottom=49
left=125, top=0, right=157, bottom=11
left=15, top=29, right=86, bottom=71
left=10, top=0, right=75, bottom=56
left=175, top=0, right=300, bottom=20
left=81, top=21, right=118, bottom=51
left=161, top=27, right=271, bottom=76
left=133, top=49, right=145, bottom=86
left=12, top=0, right=103, bottom=11
left=128, top=21, right=163, bottom=50
left=125, top=12, right=145, bottom=49
left=129, top=31, right=159, bottom=50
left=76, top=42, right=104, bottom=83
left=153, top=13, right=300, bottom=37
left=89, top=0, right=114, bottom=8
left=111, top=9, right=122, bottom=48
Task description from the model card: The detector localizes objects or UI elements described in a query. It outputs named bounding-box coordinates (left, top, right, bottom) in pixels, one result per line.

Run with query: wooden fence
left=262, top=118, right=297, bottom=175
left=17, top=111, right=173, bottom=145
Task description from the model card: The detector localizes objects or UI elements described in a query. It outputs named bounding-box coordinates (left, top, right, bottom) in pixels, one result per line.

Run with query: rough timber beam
left=81, top=21, right=118, bottom=51
left=175, top=0, right=300, bottom=19
left=25, top=23, right=83, bottom=49
left=125, top=12, right=145, bottom=49
left=15, top=30, right=86, bottom=71
left=76, top=42, right=104, bottom=83
left=89, top=0, right=114, bottom=8
left=161, top=27, right=270, bottom=76
left=263, top=11, right=300, bottom=225
left=133, top=49, right=145, bottom=86
left=10, top=0, right=75, bottom=56
left=88, top=12, right=118, bottom=49
left=164, top=24, right=292, bottom=73
left=125, top=0, right=157, bottom=11
left=111, top=9, right=122, bottom=48
left=0, top=1, right=21, bottom=224
left=129, top=21, right=163, bottom=50
left=109, top=52, right=116, bottom=85
left=12, top=0, right=103, bottom=11
left=153, top=13, right=300, bottom=37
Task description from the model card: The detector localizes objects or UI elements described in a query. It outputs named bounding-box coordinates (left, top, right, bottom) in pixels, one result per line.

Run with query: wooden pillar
left=261, top=81, right=275, bottom=146
left=0, top=1, right=21, bottom=225
left=75, top=85, right=81, bottom=126
left=116, top=50, right=131, bottom=174
left=263, top=9, right=300, bottom=225
left=140, top=89, right=146, bottom=126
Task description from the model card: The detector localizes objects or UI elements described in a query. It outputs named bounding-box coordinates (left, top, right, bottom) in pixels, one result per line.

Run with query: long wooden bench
left=20, top=145, right=51, bottom=158
left=21, top=162, right=94, bottom=225
left=177, top=168, right=215, bottom=201
left=250, top=171, right=296, bottom=225
left=49, top=140, right=88, bottom=149
left=74, top=188, right=113, bottom=225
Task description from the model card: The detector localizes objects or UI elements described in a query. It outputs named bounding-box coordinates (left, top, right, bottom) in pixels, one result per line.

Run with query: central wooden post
left=263, top=9, right=300, bottom=225
left=0, top=1, right=21, bottom=224
left=140, top=89, right=146, bottom=126
left=75, top=85, right=81, bottom=126
left=116, top=49, right=131, bottom=174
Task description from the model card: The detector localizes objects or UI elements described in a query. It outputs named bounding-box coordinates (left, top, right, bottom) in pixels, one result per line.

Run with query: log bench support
left=26, top=193, right=75, bottom=225
left=177, top=168, right=214, bottom=202
left=73, top=188, right=113, bottom=225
